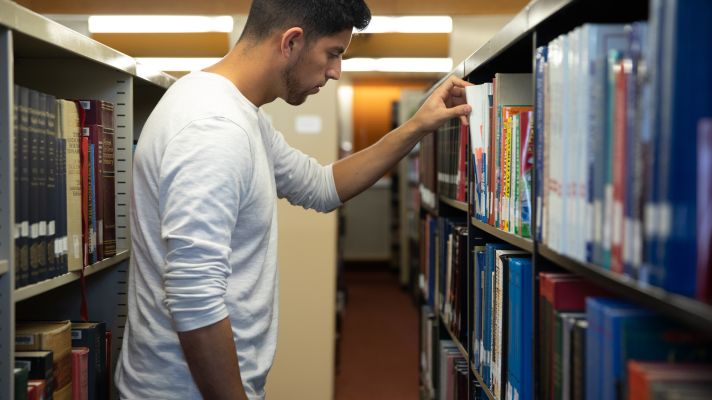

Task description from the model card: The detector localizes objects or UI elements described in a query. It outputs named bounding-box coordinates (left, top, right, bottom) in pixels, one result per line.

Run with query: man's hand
left=410, top=75, right=472, bottom=134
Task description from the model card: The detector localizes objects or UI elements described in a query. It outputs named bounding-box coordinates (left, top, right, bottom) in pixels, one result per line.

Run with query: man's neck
left=204, top=41, right=280, bottom=108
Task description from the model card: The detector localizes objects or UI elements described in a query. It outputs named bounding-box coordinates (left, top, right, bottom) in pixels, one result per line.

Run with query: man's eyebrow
left=331, top=46, right=346, bottom=54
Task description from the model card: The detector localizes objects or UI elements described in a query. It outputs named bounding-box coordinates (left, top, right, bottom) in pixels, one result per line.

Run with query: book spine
left=611, top=59, right=627, bottom=274
left=45, top=95, right=57, bottom=279
left=13, top=84, right=22, bottom=288
left=18, top=87, right=31, bottom=286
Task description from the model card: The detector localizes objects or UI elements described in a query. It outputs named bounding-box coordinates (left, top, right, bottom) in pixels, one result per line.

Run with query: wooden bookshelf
left=471, top=362, right=497, bottom=400
left=14, top=251, right=130, bottom=303
left=471, top=218, right=534, bottom=253
left=539, top=245, right=712, bottom=334
left=439, top=196, right=468, bottom=213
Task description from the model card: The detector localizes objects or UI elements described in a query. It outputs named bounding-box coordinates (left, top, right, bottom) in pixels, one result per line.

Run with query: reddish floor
left=335, top=267, right=419, bottom=400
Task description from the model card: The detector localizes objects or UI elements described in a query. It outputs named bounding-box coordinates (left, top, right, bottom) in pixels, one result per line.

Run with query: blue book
left=534, top=46, right=547, bottom=242
left=585, top=298, right=635, bottom=400
left=641, top=0, right=666, bottom=286
left=507, top=257, right=533, bottom=400
left=601, top=303, right=654, bottom=400
left=656, top=0, right=712, bottom=297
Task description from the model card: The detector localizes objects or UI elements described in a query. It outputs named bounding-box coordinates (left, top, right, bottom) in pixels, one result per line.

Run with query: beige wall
left=262, top=82, right=339, bottom=399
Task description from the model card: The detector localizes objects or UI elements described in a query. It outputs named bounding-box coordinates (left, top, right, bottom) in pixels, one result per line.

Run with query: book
left=652, top=0, right=712, bottom=296
left=506, top=257, right=533, bottom=400
left=628, top=361, right=712, bottom=400
left=71, top=347, right=89, bottom=400
left=14, top=367, right=28, bottom=400
left=71, top=321, right=107, bottom=400
left=571, top=319, right=587, bottom=400
left=15, top=351, right=53, bottom=381
left=57, top=100, right=83, bottom=272
left=45, top=93, right=57, bottom=279
left=492, top=250, right=528, bottom=398
left=15, top=321, right=72, bottom=398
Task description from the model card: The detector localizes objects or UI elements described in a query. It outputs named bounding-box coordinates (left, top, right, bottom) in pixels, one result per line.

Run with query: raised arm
left=332, top=76, right=472, bottom=202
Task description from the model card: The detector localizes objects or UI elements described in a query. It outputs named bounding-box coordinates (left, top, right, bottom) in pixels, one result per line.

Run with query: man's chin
left=285, top=93, right=310, bottom=106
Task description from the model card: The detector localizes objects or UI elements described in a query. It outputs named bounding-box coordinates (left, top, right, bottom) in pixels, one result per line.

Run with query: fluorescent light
left=88, top=15, right=234, bottom=33
left=359, top=16, right=452, bottom=33
left=342, top=58, right=452, bottom=73
left=135, top=57, right=221, bottom=72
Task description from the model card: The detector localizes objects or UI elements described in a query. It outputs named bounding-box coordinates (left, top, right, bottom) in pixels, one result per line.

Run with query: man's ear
left=280, top=27, right=305, bottom=59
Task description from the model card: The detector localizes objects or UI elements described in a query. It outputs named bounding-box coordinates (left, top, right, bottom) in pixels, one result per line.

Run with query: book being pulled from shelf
left=13, top=85, right=118, bottom=289
left=466, top=74, right=533, bottom=238
left=537, top=0, right=712, bottom=301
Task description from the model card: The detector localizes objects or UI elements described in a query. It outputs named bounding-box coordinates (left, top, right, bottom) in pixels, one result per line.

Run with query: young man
left=115, top=0, right=471, bottom=398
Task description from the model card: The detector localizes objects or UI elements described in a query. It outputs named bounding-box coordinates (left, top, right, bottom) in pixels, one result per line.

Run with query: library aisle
left=336, top=266, right=419, bottom=400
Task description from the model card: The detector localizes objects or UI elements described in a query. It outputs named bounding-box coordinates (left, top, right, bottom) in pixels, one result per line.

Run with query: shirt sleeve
left=269, top=127, right=342, bottom=213
left=158, top=117, right=253, bottom=332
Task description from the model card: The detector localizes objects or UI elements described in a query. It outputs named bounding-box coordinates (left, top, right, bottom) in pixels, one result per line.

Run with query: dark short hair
left=240, top=0, right=371, bottom=43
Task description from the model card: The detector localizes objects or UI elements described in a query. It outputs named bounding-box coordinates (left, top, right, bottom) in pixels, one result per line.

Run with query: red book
left=698, top=119, right=712, bottom=303
left=72, top=347, right=89, bottom=400
left=611, top=61, right=627, bottom=273
left=78, top=100, right=116, bottom=260
left=27, top=379, right=46, bottom=400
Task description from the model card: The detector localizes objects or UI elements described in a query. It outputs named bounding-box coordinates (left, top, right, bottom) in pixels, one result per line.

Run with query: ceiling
left=16, top=0, right=529, bottom=16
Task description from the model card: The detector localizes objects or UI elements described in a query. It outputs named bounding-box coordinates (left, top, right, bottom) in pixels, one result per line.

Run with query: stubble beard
left=283, top=65, right=310, bottom=106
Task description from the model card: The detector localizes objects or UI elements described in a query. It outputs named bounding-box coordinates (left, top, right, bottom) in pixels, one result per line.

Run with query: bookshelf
left=0, top=0, right=175, bottom=397
left=14, top=251, right=129, bottom=303
left=441, top=314, right=468, bottom=360
left=440, top=196, right=468, bottom=213
left=471, top=218, right=534, bottom=253
left=417, top=0, right=712, bottom=399
left=539, top=245, right=712, bottom=334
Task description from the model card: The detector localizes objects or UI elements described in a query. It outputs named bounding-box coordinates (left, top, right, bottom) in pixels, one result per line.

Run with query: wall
left=262, top=82, right=339, bottom=399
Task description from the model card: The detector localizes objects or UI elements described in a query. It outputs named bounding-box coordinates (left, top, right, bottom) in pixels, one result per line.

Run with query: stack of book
left=466, top=74, right=534, bottom=237
left=536, top=0, right=712, bottom=300
left=13, top=85, right=117, bottom=288
left=436, top=118, right=468, bottom=202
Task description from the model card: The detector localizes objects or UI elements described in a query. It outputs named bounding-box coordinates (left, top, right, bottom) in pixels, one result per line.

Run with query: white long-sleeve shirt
left=115, top=71, right=341, bottom=399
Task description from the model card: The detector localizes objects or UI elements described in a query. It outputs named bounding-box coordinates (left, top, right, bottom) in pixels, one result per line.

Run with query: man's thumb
left=448, top=104, right=471, bottom=125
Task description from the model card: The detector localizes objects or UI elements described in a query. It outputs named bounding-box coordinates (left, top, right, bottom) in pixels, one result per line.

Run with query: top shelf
left=0, top=0, right=134, bottom=74
left=14, top=251, right=130, bottom=303
left=135, top=62, right=176, bottom=89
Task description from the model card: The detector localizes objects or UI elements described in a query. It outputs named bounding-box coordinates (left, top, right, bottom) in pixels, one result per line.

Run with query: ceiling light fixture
left=88, top=15, right=234, bottom=33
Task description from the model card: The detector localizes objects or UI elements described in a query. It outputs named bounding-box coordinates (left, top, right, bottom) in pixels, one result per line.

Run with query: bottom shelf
left=471, top=362, right=496, bottom=400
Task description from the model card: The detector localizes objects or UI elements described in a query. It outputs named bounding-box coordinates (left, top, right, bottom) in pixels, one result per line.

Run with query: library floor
left=335, top=265, right=419, bottom=400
